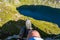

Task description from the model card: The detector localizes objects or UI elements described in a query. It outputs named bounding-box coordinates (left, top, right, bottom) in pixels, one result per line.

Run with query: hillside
left=0, top=0, right=60, bottom=8
left=0, top=0, right=60, bottom=39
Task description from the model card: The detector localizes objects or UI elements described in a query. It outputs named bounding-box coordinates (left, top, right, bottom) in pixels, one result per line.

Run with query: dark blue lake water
left=17, top=5, right=60, bottom=27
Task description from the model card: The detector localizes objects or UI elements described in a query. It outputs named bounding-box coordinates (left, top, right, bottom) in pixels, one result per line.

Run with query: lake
left=17, top=5, right=60, bottom=27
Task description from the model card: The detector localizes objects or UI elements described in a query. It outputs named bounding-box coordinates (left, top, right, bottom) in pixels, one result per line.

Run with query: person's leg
left=25, top=19, right=43, bottom=40
left=27, top=30, right=41, bottom=40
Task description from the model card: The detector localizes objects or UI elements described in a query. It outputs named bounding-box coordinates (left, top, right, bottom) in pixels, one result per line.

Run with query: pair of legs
left=25, top=19, right=43, bottom=40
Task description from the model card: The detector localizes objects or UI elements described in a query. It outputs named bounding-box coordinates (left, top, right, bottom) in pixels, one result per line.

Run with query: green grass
left=18, top=0, right=60, bottom=8
left=0, top=2, right=21, bottom=26
left=0, top=0, right=60, bottom=8
left=0, top=0, right=60, bottom=39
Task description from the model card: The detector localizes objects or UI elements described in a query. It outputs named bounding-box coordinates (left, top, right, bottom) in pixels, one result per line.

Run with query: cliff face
left=0, top=0, right=60, bottom=39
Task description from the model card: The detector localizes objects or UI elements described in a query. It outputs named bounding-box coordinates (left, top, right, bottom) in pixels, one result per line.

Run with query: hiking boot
left=25, top=19, right=33, bottom=30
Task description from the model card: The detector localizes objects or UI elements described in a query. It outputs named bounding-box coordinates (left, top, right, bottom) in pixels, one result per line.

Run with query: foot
left=25, top=19, right=33, bottom=30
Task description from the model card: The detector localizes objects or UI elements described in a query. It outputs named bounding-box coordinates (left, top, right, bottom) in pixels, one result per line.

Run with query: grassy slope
left=0, top=0, right=60, bottom=38
left=0, top=2, right=20, bottom=26
left=18, top=0, right=60, bottom=8
left=0, top=0, right=60, bottom=8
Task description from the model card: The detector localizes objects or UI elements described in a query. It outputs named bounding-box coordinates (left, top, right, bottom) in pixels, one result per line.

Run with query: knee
left=31, top=30, right=40, bottom=37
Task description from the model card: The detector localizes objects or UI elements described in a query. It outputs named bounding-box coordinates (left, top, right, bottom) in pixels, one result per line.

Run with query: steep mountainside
left=0, top=0, right=60, bottom=39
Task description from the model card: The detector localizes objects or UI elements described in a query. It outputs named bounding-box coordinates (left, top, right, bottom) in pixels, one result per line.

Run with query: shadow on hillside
left=0, top=20, right=25, bottom=39
left=17, top=5, right=60, bottom=27
left=0, top=20, right=58, bottom=39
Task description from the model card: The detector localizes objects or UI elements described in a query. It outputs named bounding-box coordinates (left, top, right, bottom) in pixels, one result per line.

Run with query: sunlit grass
left=0, top=0, right=60, bottom=39
left=0, top=0, right=60, bottom=8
